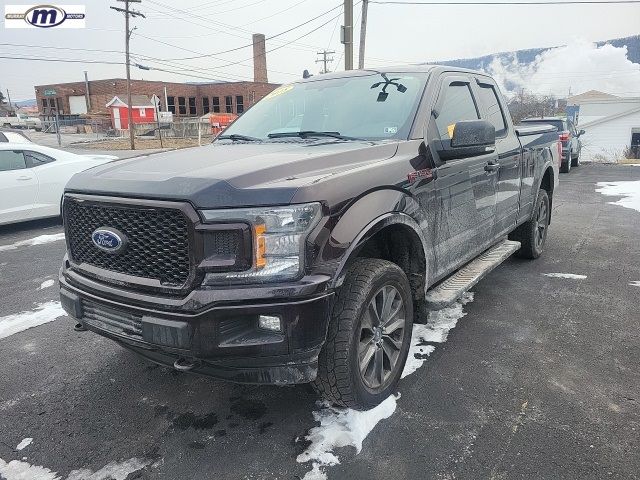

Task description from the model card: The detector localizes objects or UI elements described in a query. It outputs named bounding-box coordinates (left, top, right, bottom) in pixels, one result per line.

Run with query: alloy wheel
left=358, top=284, right=406, bottom=390
left=535, top=198, right=548, bottom=249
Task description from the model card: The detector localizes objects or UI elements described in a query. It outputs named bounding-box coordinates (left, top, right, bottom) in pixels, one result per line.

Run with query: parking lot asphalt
left=0, top=164, right=638, bottom=480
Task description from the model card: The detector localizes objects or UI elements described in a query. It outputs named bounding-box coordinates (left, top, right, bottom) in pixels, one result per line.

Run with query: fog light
left=258, top=315, right=281, bottom=332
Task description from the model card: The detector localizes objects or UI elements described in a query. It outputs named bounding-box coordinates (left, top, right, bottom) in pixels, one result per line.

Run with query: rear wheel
left=571, top=149, right=580, bottom=167
left=313, top=258, right=413, bottom=410
left=510, top=188, right=550, bottom=259
left=560, top=151, right=571, bottom=173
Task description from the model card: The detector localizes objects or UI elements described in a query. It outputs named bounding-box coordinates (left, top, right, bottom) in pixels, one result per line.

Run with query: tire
left=571, top=149, right=580, bottom=167
left=313, top=258, right=414, bottom=410
left=510, top=189, right=550, bottom=259
left=560, top=151, right=571, bottom=173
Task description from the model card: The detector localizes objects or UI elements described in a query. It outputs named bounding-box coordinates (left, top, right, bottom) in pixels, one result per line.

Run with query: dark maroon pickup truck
left=60, top=66, right=560, bottom=409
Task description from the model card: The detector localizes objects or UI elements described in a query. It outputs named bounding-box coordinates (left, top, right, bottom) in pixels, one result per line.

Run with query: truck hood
left=66, top=141, right=398, bottom=208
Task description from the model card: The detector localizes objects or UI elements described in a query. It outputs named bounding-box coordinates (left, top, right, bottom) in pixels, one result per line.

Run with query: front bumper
left=59, top=269, right=334, bottom=385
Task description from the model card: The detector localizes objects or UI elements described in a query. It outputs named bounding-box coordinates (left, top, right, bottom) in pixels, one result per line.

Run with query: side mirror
left=438, top=120, right=496, bottom=161
left=578, top=129, right=586, bottom=136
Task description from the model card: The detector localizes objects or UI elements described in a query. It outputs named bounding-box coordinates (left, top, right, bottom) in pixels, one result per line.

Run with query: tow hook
left=74, top=322, right=88, bottom=332
left=174, top=357, right=199, bottom=372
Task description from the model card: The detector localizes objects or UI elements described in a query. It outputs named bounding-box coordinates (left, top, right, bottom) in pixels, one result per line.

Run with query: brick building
left=34, top=78, right=279, bottom=118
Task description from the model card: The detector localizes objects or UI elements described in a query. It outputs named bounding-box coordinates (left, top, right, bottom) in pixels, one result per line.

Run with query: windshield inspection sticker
left=447, top=124, right=456, bottom=138
left=384, top=126, right=398, bottom=135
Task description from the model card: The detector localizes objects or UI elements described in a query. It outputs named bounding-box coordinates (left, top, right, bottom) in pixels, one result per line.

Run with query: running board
left=424, top=239, right=521, bottom=310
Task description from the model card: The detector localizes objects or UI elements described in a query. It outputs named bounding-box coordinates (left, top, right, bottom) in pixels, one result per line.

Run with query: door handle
left=17, top=176, right=33, bottom=181
left=484, top=162, right=499, bottom=172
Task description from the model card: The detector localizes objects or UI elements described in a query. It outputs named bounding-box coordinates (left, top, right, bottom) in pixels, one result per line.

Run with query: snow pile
left=297, top=293, right=475, bottom=479
left=630, top=281, right=640, bottom=287
left=0, top=301, right=65, bottom=340
left=402, top=291, right=474, bottom=378
left=0, top=233, right=65, bottom=253
left=596, top=181, right=640, bottom=213
left=0, top=457, right=151, bottom=480
left=297, top=396, right=398, bottom=479
left=486, top=39, right=640, bottom=97
left=40, top=279, right=55, bottom=290
left=16, top=438, right=33, bottom=451
left=543, top=273, right=587, bottom=280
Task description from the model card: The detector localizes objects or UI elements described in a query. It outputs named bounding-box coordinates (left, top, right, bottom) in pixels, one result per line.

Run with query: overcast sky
left=1, top=0, right=639, bottom=100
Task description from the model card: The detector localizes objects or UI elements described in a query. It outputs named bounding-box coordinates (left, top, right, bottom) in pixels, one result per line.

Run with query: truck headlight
left=200, top=202, right=322, bottom=284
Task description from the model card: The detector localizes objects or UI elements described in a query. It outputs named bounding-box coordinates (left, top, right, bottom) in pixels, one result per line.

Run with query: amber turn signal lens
left=255, top=224, right=267, bottom=268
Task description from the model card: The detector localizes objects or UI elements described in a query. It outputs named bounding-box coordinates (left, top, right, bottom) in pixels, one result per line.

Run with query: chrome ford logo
left=91, top=228, right=127, bottom=254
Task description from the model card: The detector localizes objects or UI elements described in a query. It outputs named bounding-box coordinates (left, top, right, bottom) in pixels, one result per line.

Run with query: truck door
left=427, top=76, right=498, bottom=278
left=473, top=78, right=522, bottom=237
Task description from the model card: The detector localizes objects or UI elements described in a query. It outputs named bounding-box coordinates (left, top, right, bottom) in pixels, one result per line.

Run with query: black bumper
left=59, top=272, right=333, bottom=385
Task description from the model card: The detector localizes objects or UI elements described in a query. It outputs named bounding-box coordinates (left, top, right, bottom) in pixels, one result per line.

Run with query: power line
left=371, top=0, right=640, bottom=4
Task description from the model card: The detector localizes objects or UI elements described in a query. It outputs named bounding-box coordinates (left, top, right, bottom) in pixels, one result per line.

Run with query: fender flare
left=329, top=211, right=431, bottom=295
left=531, top=159, right=556, bottom=222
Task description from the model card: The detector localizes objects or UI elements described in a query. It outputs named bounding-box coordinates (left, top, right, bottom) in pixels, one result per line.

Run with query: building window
left=225, top=96, right=233, bottom=113
left=178, top=97, right=186, bottom=115
left=188, top=97, right=196, bottom=115
left=236, top=95, right=244, bottom=114
left=167, top=96, right=176, bottom=114
left=212, top=97, right=220, bottom=113
left=41, top=98, right=47, bottom=112
left=202, top=97, right=210, bottom=114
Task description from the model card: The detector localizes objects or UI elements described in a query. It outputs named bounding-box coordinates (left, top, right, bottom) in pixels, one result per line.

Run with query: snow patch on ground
left=596, top=180, right=640, bottom=213
left=0, top=458, right=59, bottom=480
left=543, top=273, right=587, bottom=279
left=0, top=233, right=65, bottom=253
left=66, top=458, right=151, bottom=480
left=0, top=457, right=151, bottom=480
left=297, top=396, right=398, bottom=480
left=402, top=292, right=474, bottom=378
left=629, top=281, right=640, bottom=287
left=16, top=438, right=33, bottom=451
left=0, top=301, right=65, bottom=340
left=297, top=293, right=475, bottom=479
left=40, top=279, right=55, bottom=290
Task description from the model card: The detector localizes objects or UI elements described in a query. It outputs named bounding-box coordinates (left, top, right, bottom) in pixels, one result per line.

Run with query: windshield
left=221, top=72, right=427, bottom=141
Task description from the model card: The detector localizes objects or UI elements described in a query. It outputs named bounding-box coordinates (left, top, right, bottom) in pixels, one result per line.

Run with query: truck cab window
left=435, top=84, right=479, bottom=140
left=477, top=83, right=507, bottom=136
left=0, top=150, right=27, bottom=172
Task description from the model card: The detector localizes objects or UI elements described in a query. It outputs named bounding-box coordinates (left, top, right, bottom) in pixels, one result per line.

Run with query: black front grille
left=65, top=197, right=192, bottom=288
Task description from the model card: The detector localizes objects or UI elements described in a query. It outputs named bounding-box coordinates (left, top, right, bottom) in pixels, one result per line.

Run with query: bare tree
left=508, top=92, right=565, bottom=123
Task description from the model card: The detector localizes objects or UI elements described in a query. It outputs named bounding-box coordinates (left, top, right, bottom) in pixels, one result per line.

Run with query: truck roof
left=296, top=65, right=494, bottom=83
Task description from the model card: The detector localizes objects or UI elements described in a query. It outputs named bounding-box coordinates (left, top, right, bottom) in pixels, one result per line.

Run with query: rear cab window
left=0, top=150, right=27, bottom=172
left=475, top=81, right=507, bottom=137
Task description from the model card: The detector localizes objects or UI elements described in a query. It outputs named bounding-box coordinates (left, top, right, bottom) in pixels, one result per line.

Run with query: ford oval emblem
left=91, top=228, right=127, bottom=254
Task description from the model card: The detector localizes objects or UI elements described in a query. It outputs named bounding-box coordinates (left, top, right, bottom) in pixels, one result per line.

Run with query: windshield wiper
left=217, top=134, right=261, bottom=142
left=267, top=131, right=361, bottom=141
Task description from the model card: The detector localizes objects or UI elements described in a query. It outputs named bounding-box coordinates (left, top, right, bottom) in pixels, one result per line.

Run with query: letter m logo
left=30, top=8, right=58, bottom=25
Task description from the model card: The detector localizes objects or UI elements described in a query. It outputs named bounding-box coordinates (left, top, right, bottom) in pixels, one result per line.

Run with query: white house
left=568, top=90, right=640, bottom=162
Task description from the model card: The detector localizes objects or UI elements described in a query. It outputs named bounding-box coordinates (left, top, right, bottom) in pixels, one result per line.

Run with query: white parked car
left=0, top=129, right=32, bottom=143
left=0, top=114, right=42, bottom=131
left=0, top=143, right=118, bottom=225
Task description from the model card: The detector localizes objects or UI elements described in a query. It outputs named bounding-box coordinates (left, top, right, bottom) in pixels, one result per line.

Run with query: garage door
left=69, top=95, right=88, bottom=114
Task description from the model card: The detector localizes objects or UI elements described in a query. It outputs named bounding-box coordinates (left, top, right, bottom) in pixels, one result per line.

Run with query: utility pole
left=83, top=71, right=91, bottom=112
left=316, top=50, right=335, bottom=74
left=358, top=0, right=369, bottom=69
left=6, top=89, right=13, bottom=114
left=342, top=0, right=353, bottom=70
left=110, top=0, right=145, bottom=150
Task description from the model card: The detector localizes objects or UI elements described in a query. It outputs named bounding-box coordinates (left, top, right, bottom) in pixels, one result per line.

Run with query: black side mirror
left=578, top=129, right=586, bottom=136
left=438, top=120, right=496, bottom=161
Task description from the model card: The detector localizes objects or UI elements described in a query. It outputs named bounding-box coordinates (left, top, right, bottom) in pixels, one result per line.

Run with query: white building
left=568, top=90, right=640, bottom=162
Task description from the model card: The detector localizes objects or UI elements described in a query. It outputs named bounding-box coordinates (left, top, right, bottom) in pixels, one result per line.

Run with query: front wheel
left=313, top=258, right=413, bottom=410
left=510, top=188, right=550, bottom=259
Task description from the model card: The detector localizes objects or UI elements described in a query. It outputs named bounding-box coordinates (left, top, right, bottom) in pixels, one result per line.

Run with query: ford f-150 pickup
left=59, top=66, right=560, bottom=409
